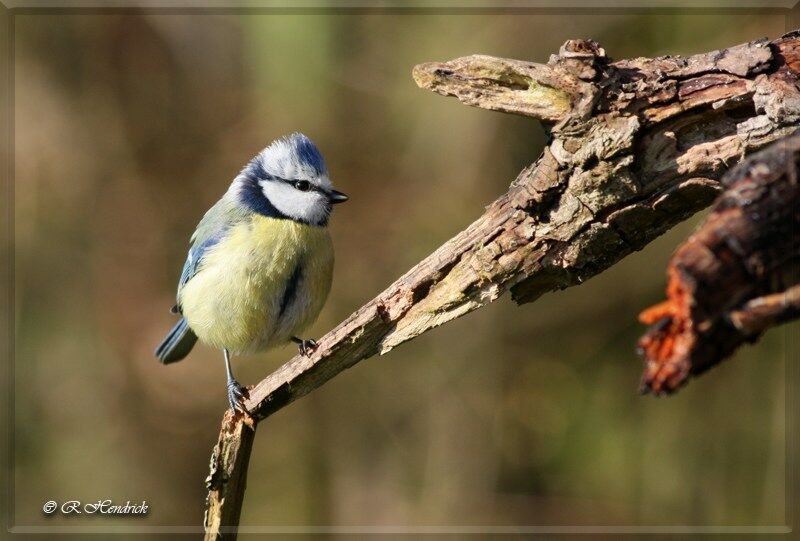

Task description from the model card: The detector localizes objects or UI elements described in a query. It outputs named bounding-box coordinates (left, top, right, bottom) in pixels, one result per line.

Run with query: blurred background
left=8, top=6, right=796, bottom=532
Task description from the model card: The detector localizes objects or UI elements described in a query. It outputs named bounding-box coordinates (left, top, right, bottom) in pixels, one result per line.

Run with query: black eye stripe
left=269, top=177, right=327, bottom=194
left=277, top=178, right=322, bottom=193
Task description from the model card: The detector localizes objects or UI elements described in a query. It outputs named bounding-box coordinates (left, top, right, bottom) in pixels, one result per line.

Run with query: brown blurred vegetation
left=9, top=8, right=794, bottom=530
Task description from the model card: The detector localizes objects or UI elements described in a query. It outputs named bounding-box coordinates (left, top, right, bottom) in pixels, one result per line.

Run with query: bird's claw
left=296, top=338, right=318, bottom=356
left=227, top=379, right=249, bottom=412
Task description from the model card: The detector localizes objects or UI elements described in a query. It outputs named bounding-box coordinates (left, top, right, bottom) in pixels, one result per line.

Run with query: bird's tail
left=155, top=318, right=198, bottom=364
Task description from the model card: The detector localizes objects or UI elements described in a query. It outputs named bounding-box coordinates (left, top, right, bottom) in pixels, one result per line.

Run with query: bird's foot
left=292, top=337, right=318, bottom=356
left=227, top=379, right=250, bottom=412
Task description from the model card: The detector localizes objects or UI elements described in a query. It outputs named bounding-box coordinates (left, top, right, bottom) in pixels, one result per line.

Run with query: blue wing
left=171, top=234, right=224, bottom=314
left=173, top=196, right=249, bottom=310
left=177, top=233, right=223, bottom=292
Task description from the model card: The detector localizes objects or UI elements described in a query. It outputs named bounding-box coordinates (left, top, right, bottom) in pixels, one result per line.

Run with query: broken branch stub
left=638, top=133, right=800, bottom=395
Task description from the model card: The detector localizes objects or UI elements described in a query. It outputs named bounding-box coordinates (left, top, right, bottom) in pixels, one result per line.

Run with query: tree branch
left=204, top=411, right=256, bottom=538
left=203, top=32, right=800, bottom=538
left=638, top=133, right=800, bottom=395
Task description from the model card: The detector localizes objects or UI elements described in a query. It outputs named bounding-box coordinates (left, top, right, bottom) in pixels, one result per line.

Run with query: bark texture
left=203, top=32, right=800, bottom=538
left=203, top=411, right=256, bottom=540
left=638, top=134, right=800, bottom=395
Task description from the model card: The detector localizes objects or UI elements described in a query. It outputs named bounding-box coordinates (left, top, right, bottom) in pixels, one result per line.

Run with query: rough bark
left=203, top=32, right=800, bottom=537
left=638, top=134, right=800, bottom=395
left=203, top=410, right=257, bottom=540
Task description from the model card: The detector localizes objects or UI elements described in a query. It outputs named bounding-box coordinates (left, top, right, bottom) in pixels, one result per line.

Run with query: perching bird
left=155, top=133, right=348, bottom=411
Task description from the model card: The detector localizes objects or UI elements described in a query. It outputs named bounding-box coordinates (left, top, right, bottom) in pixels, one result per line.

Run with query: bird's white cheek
left=261, top=182, right=329, bottom=224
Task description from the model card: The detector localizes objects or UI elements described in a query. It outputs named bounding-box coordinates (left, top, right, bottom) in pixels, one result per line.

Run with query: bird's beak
left=329, top=190, right=349, bottom=204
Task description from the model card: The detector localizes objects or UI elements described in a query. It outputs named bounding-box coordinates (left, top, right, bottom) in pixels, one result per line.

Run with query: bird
left=155, top=133, right=348, bottom=411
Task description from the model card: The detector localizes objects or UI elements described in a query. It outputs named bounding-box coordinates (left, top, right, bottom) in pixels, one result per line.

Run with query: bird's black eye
left=295, top=180, right=311, bottom=192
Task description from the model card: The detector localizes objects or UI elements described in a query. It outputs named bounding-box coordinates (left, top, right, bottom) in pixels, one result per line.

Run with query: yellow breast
left=179, top=216, right=334, bottom=354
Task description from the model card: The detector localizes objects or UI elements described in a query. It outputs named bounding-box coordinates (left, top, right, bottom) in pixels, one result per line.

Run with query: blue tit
left=155, top=133, right=348, bottom=411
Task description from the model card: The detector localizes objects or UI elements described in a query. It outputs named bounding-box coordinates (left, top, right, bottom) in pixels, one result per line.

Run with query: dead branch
left=203, top=32, right=800, bottom=539
left=638, top=133, right=800, bottom=395
left=204, top=411, right=257, bottom=538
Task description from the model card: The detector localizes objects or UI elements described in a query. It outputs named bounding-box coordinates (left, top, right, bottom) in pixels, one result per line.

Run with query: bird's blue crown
left=287, top=132, right=327, bottom=176
left=244, top=132, right=327, bottom=182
